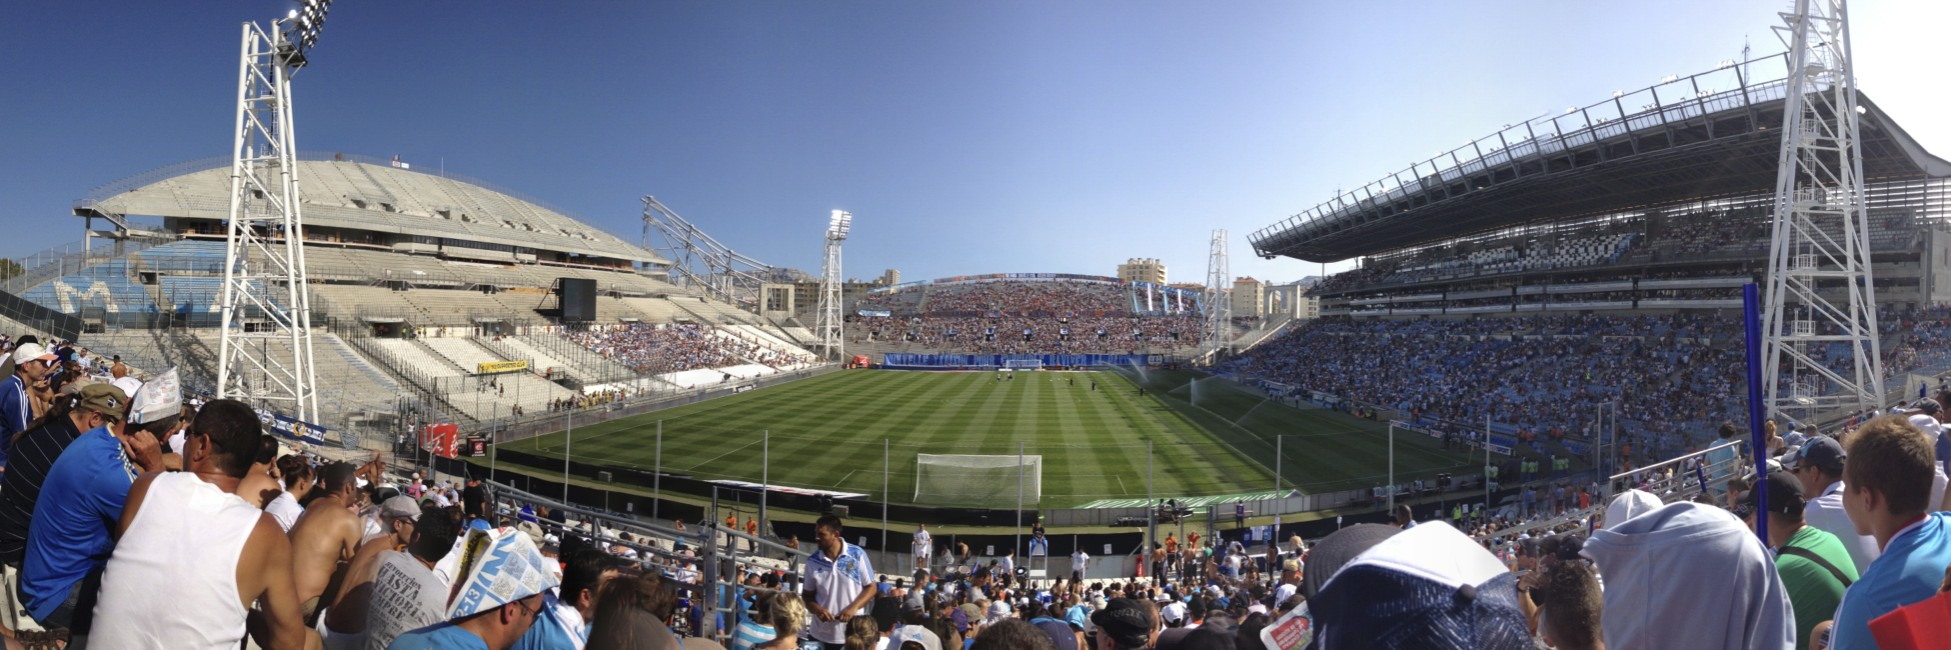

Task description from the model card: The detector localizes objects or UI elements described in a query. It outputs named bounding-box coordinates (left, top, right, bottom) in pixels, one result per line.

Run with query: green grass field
left=495, top=369, right=1484, bottom=507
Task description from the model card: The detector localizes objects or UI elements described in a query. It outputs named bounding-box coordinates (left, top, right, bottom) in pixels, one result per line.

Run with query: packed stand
left=850, top=279, right=1206, bottom=354
left=569, top=323, right=798, bottom=375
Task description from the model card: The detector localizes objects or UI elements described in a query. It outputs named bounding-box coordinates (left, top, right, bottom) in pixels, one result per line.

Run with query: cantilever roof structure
left=1250, top=52, right=1951, bottom=264
left=74, top=153, right=666, bottom=265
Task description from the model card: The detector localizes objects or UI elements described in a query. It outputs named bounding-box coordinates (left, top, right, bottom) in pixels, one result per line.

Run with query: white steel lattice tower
left=1760, top=0, right=1883, bottom=420
left=1202, top=229, right=1231, bottom=363
left=814, top=210, right=851, bottom=360
left=216, top=15, right=325, bottom=423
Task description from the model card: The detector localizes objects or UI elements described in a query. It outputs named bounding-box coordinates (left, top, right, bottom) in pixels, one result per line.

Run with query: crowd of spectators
left=1232, top=309, right=1951, bottom=464
left=849, top=279, right=1206, bottom=354
left=569, top=323, right=802, bottom=375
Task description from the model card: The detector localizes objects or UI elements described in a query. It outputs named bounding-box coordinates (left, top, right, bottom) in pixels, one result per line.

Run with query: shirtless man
left=318, top=496, right=420, bottom=647
left=90, top=398, right=320, bottom=649
left=289, top=461, right=365, bottom=624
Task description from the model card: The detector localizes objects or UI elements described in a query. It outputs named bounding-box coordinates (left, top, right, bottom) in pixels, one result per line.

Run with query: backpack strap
left=1778, top=545, right=1854, bottom=587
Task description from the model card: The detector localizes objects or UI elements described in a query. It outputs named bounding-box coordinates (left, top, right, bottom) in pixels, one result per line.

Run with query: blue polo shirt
left=1830, top=512, right=1951, bottom=650
left=386, top=621, right=490, bottom=649
left=0, top=374, right=29, bottom=469
left=20, top=425, right=137, bottom=622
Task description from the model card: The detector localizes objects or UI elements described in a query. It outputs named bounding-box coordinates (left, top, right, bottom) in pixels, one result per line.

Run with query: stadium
left=2, top=43, right=1946, bottom=528
left=8, top=2, right=1951, bottom=647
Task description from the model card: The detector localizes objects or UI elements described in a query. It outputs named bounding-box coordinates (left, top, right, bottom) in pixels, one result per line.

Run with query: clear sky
left=2, top=1, right=1944, bottom=285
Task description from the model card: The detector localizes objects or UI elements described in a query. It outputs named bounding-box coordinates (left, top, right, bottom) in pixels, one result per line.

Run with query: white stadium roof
left=77, top=153, right=665, bottom=265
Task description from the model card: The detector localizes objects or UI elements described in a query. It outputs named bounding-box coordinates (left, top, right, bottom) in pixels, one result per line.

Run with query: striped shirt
left=0, top=416, right=83, bottom=565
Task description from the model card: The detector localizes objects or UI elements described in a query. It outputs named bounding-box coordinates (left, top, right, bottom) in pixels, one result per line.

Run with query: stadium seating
left=20, top=259, right=158, bottom=328
left=420, top=336, right=508, bottom=374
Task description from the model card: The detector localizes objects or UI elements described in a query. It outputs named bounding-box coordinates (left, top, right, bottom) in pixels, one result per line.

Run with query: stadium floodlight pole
left=1017, top=441, right=1025, bottom=559
left=216, top=2, right=332, bottom=424
left=814, top=211, right=852, bottom=362
left=1146, top=440, right=1154, bottom=577
left=1760, top=0, right=1884, bottom=419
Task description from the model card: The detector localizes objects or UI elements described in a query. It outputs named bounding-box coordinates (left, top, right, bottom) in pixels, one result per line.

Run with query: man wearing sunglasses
left=0, top=342, right=59, bottom=477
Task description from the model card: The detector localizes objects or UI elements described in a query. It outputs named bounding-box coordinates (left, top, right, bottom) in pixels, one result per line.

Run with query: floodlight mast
left=1201, top=230, right=1231, bottom=365
left=1760, top=0, right=1883, bottom=421
left=814, top=211, right=851, bottom=361
left=216, top=3, right=330, bottom=424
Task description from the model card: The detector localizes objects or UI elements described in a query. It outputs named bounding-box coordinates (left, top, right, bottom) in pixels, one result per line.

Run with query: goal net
left=1001, top=358, right=1043, bottom=370
left=914, top=454, right=1042, bottom=507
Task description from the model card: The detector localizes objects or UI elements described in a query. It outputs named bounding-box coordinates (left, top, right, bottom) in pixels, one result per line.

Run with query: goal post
left=914, top=454, right=1042, bottom=507
left=1001, top=358, right=1043, bottom=370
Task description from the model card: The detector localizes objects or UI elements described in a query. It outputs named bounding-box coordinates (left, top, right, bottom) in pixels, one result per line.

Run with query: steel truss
left=216, top=19, right=320, bottom=422
left=1760, top=0, right=1883, bottom=420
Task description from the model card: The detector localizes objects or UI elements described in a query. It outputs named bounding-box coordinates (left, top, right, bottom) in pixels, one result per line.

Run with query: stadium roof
left=1251, top=52, right=1951, bottom=264
left=75, top=153, right=665, bottom=265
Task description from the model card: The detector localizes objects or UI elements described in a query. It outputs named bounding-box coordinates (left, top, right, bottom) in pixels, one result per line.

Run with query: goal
left=914, top=454, right=1042, bottom=507
left=1001, top=358, right=1043, bottom=370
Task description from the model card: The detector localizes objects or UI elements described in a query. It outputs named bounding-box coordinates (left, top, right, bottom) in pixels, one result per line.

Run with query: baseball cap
left=11, top=342, right=56, bottom=366
left=1089, top=598, right=1153, bottom=649
left=1784, top=436, right=1846, bottom=474
left=1310, top=521, right=1531, bottom=649
left=1603, top=489, right=1662, bottom=528
left=1738, top=470, right=1807, bottom=518
left=379, top=495, right=422, bottom=522
left=888, top=625, right=944, bottom=650
left=76, top=383, right=128, bottom=422
left=1303, top=523, right=1400, bottom=600
left=1913, top=398, right=1942, bottom=415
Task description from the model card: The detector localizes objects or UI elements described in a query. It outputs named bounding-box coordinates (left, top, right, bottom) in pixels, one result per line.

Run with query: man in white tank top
left=90, top=399, right=321, bottom=649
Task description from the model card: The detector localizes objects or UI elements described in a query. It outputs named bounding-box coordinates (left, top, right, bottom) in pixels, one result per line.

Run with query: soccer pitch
left=494, top=368, right=1483, bottom=508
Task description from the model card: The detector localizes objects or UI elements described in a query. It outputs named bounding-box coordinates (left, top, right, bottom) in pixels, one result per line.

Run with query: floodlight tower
left=1760, top=0, right=1883, bottom=420
left=1202, top=229, right=1231, bottom=364
left=216, top=0, right=332, bottom=423
left=814, top=210, right=851, bottom=361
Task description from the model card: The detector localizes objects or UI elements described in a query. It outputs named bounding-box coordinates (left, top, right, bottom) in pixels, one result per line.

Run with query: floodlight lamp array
left=278, top=0, right=332, bottom=68
left=828, top=210, right=852, bottom=239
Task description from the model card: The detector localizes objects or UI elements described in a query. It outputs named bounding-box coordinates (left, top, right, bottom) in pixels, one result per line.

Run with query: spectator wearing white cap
left=0, top=341, right=59, bottom=474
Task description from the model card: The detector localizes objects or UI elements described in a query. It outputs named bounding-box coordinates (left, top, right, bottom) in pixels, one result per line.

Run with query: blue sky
left=2, top=1, right=1945, bottom=285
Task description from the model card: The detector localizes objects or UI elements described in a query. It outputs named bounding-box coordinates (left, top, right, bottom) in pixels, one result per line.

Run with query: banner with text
left=477, top=359, right=531, bottom=374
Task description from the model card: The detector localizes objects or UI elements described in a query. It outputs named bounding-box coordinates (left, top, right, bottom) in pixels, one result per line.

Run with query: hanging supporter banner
left=856, top=310, right=893, bottom=317
left=270, top=415, right=329, bottom=445
left=477, top=359, right=530, bottom=374
left=421, top=423, right=461, bottom=459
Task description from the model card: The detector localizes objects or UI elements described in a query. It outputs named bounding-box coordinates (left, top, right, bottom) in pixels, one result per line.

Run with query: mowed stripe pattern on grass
left=498, top=370, right=1274, bottom=506
left=1124, top=370, right=1482, bottom=494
